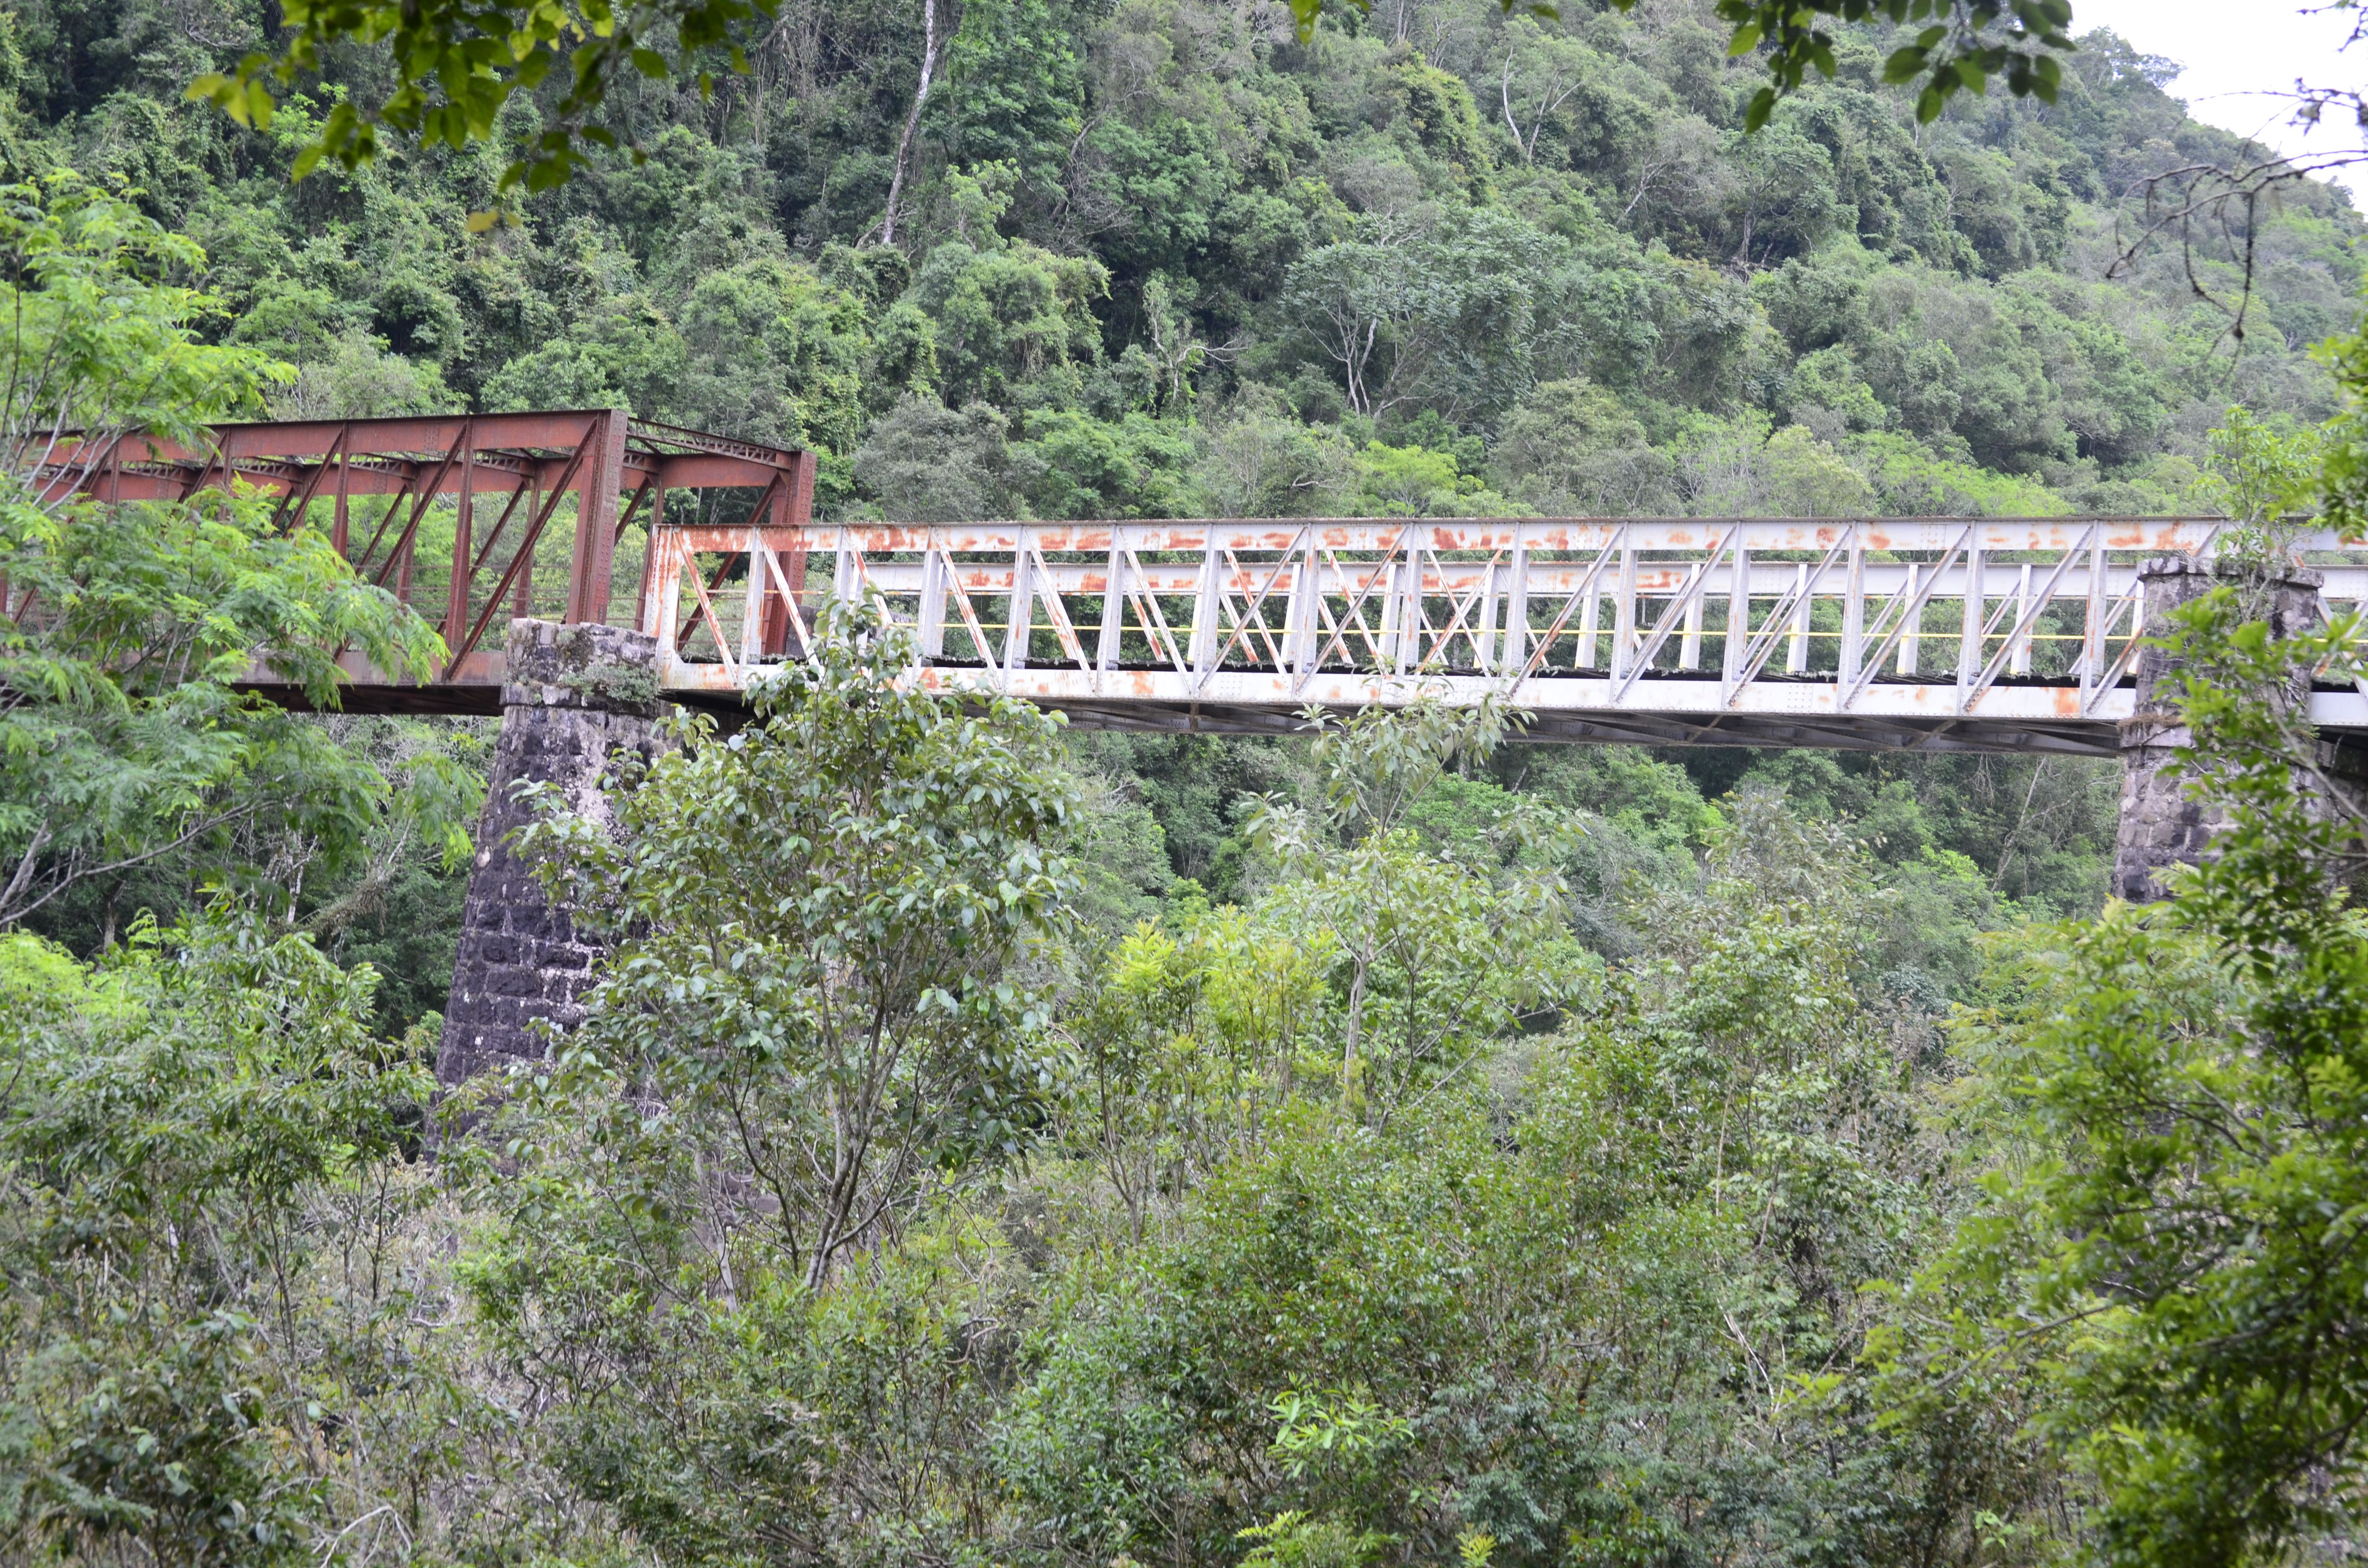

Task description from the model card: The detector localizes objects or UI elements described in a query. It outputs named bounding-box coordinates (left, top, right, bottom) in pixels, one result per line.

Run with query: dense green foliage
left=0, top=913, right=445, bottom=1565
left=0, top=0, right=2350, bottom=525
left=1878, top=576, right=2368, bottom=1568
left=12, top=3, right=2368, bottom=1566
left=0, top=177, right=478, bottom=1013
left=7, top=571, right=2366, bottom=1568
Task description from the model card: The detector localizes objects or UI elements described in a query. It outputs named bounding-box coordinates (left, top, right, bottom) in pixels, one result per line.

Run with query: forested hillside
left=0, top=0, right=2355, bottom=522
left=12, top=2, right=2368, bottom=1566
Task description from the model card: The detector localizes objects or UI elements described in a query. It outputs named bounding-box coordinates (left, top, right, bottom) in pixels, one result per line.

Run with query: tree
left=1070, top=908, right=1332, bottom=1241
left=1490, top=379, right=1676, bottom=515
left=494, top=593, right=1075, bottom=1285
left=0, top=178, right=280, bottom=505
left=1195, top=390, right=1354, bottom=520
left=1878, top=569, right=2368, bottom=1566
left=0, top=910, right=440, bottom=1566
left=0, top=178, right=451, bottom=933
left=459, top=597, right=1077, bottom=1559
left=853, top=393, right=1021, bottom=521
left=1285, top=211, right=1577, bottom=426
left=186, top=0, right=2077, bottom=205
left=1251, top=697, right=1590, bottom=1120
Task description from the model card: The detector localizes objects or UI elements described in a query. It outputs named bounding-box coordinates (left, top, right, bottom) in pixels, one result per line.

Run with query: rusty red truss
left=32, top=411, right=814, bottom=699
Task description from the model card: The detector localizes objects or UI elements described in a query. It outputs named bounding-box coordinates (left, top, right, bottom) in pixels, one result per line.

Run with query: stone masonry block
left=436, top=618, right=665, bottom=1090
left=2110, top=558, right=2328, bottom=903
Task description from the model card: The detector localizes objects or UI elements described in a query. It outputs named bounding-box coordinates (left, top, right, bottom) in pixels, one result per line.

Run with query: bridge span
left=31, top=411, right=2368, bottom=756
left=636, top=516, right=2368, bottom=757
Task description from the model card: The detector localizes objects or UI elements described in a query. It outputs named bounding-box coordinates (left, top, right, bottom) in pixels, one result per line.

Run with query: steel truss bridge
left=647, top=518, right=2368, bottom=757
left=25, top=414, right=2368, bottom=756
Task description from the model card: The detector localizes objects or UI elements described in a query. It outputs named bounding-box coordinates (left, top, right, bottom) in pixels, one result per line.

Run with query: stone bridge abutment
left=434, top=619, right=666, bottom=1089
left=2109, top=555, right=2367, bottom=905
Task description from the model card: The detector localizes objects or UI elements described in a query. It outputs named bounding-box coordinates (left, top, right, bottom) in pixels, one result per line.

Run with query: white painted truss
left=638, top=518, right=2368, bottom=756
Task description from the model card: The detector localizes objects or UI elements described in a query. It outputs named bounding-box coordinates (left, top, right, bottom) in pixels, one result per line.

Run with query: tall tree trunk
left=880, top=0, right=939, bottom=247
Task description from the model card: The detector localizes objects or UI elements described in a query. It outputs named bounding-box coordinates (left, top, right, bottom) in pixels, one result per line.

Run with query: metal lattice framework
left=27, top=408, right=2368, bottom=755
left=23, top=411, right=814, bottom=706
left=641, top=517, right=2368, bottom=755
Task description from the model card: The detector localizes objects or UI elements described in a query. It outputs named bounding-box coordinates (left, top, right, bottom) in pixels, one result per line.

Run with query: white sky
left=2069, top=0, right=2368, bottom=194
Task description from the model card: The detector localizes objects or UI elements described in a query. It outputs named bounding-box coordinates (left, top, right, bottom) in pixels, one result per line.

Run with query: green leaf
left=1881, top=46, right=1927, bottom=84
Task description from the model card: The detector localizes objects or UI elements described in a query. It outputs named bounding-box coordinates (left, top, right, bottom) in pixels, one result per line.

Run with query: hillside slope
left=0, top=0, right=2354, bottom=521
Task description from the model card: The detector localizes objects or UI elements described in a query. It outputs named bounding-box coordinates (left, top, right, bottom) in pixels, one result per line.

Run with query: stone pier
left=2110, top=556, right=2327, bottom=903
left=435, top=619, right=666, bottom=1087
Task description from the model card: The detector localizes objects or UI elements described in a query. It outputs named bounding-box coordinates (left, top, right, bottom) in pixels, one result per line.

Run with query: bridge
left=29, top=411, right=2368, bottom=757
left=638, top=514, right=2368, bottom=757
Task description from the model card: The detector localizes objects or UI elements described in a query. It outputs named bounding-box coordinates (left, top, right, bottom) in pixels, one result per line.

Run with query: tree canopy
left=187, top=0, right=2076, bottom=199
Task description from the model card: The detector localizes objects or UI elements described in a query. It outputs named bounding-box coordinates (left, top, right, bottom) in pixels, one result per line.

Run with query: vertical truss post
left=646, top=530, right=684, bottom=666
left=1284, top=551, right=1314, bottom=677
left=1839, top=527, right=1865, bottom=686
left=1394, top=530, right=1425, bottom=674
left=1475, top=558, right=1499, bottom=673
left=1958, top=546, right=1985, bottom=693
left=1721, top=530, right=1749, bottom=685
left=832, top=525, right=860, bottom=604
left=1679, top=590, right=1705, bottom=670
left=1412, top=529, right=1435, bottom=672
left=1504, top=531, right=1529, bottom=674
left=1898, top=564, right=1920, bottom=675
left=743, top=479, right=789, bottom=658
left=1577, top=576, right=1601, bottom=671
left=444, top=440, right=478, bottom=645
left=332, top=456, right=350, bottom=560
left=1611, top=537, right=1639, bottom=681
left=2083, top=526, right=2106, bottom=685
left=2010, top=564, right=2035, bottom=675
left=1188, top=526, right=1221, bottom=678
left=924, top=536, right=953, bottom=662
left=1787, top=563, right=1811, bottom=672
left=564, top=409, right=629, bottom=625
left=1006, top=532, right=1035, bottom=675
left=741, top=527, right=770, bottom=667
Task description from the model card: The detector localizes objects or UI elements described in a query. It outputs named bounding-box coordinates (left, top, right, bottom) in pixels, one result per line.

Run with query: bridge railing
left=637, top=517, right=2368, bottom=753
